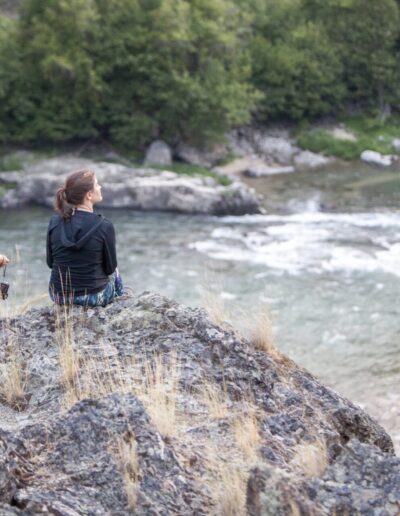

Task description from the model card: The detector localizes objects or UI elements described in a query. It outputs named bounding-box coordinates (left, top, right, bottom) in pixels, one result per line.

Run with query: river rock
left=214, top=157, right=294, bottom=179
left=392, top=138, right=400, bottom=153
left=0, top=292, right=398, bottom=514
left=361, top=150, right=397, bottom=167
left=174, top=142, right=229, bottom=168
left=0, top=157, right=262, bottom=215
left=228, top=128, right=299, bottom=165
left=294, top=150, right=335, bottom=170
left=254, top=135, right=298, bottom=165
left=244, top=164, right=295, bottom=177
left=144, top=140, right=172, bottom=166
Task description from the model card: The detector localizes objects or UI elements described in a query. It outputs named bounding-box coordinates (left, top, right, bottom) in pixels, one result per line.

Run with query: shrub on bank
left=296, top=116, right=400, bottom=160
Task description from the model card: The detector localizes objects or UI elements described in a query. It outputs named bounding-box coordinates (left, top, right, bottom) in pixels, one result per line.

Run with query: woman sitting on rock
left=46, top=169, right=124, bottom=307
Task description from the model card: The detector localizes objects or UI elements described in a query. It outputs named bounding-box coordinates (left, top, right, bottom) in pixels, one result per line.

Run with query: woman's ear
left=86, top=190, right=94, bottom=202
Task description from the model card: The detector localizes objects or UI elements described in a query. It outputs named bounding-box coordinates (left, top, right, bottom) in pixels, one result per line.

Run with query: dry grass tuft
left=287, top=497, right=302, bottom=516
left=60, top=347, right=181, bottom=438
left=201, top=288, right=230, bottom=328
left=292, top=437, right=328, bottom=478
left=115, top=433, right=140, bottom=510
left=55, top=306, right=81, bottom=405
left=201, top=441, right=248, bottom=516
left=233, top=411, right=260, bottom=465
left=249, top=311, right=277, bottom=356
left=137, top=353, right=180, bottom=437
left=0, top=328, right=28, bottom=410
left=0, top=351, right=28, bottom=410
left=212, top=461, right=247, bottom=516
left=201, top=380, right=229, bottom=419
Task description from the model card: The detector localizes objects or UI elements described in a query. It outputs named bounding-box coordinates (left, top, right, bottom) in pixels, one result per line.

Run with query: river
left=0, top=162, right=399, bottom=450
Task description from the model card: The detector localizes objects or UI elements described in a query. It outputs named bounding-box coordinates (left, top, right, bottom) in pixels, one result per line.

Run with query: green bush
left=296, top=116, right=400, bottom=160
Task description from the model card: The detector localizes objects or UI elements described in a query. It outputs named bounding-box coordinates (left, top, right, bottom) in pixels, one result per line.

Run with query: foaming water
left=190, top=211, right=400, bottom=277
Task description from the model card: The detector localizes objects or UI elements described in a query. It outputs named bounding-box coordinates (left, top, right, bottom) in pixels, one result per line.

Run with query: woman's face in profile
left=91, top=175, right=103, bottom=205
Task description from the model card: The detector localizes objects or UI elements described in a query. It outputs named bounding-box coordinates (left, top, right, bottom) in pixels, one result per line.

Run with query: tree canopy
left=0, top=0, right=399, bottom=149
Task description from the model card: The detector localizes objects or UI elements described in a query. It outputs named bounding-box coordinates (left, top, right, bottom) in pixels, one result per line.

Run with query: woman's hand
left=0, top=255, right=10, bottom=267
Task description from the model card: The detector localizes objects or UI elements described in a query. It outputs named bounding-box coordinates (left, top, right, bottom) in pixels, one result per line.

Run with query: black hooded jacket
left=46, top=211, right=117, bottom=296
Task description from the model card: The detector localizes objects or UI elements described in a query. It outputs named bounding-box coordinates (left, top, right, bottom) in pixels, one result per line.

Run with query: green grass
left=0, top=154, right=24, bottom=171
left=296, top=115, right=400, bottom=160
left=0, top=149, right=59, bottom=171
left=151, top=162, right=231, bottom=186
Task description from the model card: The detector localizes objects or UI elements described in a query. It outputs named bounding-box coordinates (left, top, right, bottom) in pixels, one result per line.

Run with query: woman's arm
left=102, top=221, right=118, bottom=275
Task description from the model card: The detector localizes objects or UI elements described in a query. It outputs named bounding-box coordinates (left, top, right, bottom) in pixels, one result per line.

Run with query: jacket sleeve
left=46, top=218, right=55, bottom=269
left=102, top=221, right=118, bottom=275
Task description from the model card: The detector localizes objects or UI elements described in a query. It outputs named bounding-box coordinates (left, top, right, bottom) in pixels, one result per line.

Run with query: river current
left=0, top=162, right=399, bottom=449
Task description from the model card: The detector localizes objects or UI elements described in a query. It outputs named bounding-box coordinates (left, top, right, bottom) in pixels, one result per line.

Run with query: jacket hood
left=59, top=213, right=105, bottom=250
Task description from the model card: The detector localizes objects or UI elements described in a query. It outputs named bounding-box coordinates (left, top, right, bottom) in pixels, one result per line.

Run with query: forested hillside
left=0, top=0, right=399, bottom=150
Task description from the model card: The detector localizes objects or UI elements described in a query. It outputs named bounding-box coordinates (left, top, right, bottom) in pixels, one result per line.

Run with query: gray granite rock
left=0, top=293, right=397, bottom=514
left=247, top=439, right=400, bottom=515
left=144, top=140, right=172, bottom=166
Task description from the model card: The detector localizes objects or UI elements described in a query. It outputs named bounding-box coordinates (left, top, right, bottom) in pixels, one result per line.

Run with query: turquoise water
left=0, top=163, right=399, bottom=448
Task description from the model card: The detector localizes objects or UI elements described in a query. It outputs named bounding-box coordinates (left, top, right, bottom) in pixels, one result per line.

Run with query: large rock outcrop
left=0, top=293, right=398, bottom=515
left=0, top=157, right=262, bottom=215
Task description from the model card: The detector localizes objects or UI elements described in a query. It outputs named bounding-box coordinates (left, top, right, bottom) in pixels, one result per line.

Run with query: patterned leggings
left=50, top=270, right=124, bottom=308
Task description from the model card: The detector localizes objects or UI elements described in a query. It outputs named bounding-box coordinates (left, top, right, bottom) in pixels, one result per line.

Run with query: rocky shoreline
left=1, top=122, right=398, bottom=215
left=0, top=157, right=263, bottom=216
left=0, top=293, right=399, bottom=514
left=147, top=126, right=400, bottom=178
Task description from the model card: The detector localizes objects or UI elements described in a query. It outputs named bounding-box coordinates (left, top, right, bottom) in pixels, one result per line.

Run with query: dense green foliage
left=1, top=0, right=400, bottom=149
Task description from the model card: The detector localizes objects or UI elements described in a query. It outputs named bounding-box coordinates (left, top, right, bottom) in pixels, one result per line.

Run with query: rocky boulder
left=227, top=128, right=300, bottom=165
left=177, top=128, right=337, bottom=174
left=0, top=157, right=262, bottom=215
left=0, top=292, right=398, bottom=514
left=392, top=138, right=400, bottom=153
left=361, top=150, right=397, bottom=168
left=293, top=150, right=336, bottom=170
left=174, top=142, right=230, bottom=168
left=144, top=140, right=172, bottom=166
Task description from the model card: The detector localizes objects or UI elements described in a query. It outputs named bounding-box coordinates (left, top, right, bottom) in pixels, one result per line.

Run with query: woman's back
left=47, top=210, right=117, bottom=296
left=47, top=169, right=123, bottom=306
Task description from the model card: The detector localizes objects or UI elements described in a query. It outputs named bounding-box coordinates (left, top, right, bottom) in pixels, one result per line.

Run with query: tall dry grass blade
left=137, top=353, right=180, bottom=437
left=212, top=462, right=247, bottom=516
left=201, top=287, right=230, bottom=327
left=15, top=292, right=48, bottom=315
left=115, top=434, right=140, bottom=510
left=233, top=411, right=260, bottom=465
left=55, top=305, right=81, bottom=407
left=201, top=380, right=229, bottom=419
left=0, top=330, right=28, bottom=410
left=292, top=437, right=328, bottom=478
left=249, top=310, right=277, bottom=356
